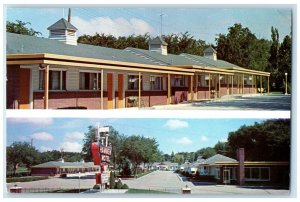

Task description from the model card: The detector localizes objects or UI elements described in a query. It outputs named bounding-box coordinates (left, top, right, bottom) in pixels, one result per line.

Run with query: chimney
left=204, top=46, right=217, bottom=60
left=149, top=36, right=168, bottom=55
left=236, top=148, right=245, bottom=186
left=47, top=18, right=78, bottom=46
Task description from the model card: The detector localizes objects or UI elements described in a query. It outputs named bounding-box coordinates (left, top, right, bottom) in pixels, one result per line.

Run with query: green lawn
left=126, top=188, right=172, bottom=194
left=7, top=176, right=48, bottom=183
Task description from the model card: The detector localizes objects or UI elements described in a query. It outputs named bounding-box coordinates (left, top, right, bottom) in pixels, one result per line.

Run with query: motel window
left=173, top=75, right=185, bottom=87
left=39, top=70, right=66, bottom=90
left=150, top=76, right=163, bottom=90
left=79, top=72, right=101, bottom=90
left=220, top=75, right=225, bottom=84
left=245, top=167, right=270, bottom=181
left=260, top=168, right=270, bottom=180
left=128, top=75, right=142, bottom=90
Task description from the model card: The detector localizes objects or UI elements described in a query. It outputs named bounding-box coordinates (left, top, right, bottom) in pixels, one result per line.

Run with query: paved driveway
left=123, top=171, right=289, bottom=195
left=152, top=94, right=291, bottom=110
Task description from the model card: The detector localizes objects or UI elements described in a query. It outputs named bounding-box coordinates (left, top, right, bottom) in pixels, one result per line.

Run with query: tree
left=82, top=126, right=97, bottom=162
left=195, top=147, right=216, bottom=159
left=6, top=20, right=41, bottom=36
left=278, top=35, right=292, bottom=92
left=214, top=141, right=228, bottom=155
left=216, top=23, right=271, bottom=72
left=216, top=23, right=258, bottom=68
left=227, top=119, right=290, bottom=161
left=267, top=27, right=280, bottom=90
left=6, top=142, right=39, bottom=176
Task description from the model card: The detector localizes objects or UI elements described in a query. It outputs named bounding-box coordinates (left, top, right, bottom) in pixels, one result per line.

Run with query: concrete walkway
left=151, top=94, right=291, bottom=110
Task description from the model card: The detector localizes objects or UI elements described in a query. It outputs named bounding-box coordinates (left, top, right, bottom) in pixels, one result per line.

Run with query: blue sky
left=5, top=6, right=292, bottom=44
left=6, top=118, right=268, bottom=154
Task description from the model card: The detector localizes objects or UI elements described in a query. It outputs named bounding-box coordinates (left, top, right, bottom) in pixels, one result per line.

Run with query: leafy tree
left=195, top=147, right=216, bottom=159
left=267, top=27, right=280, bottom=90
left=82, top=126, right=97, bottom=162
left=216, top=23, right=258, bottom=69
left=6, top=20, right=41, bottom=36
left=227, top=119, right=290, bottom=161
left=214, top=141, right=228, bottom=155
left=7, top=142, right=39, bottom=176
left=278, top=35, right=292, bottom=92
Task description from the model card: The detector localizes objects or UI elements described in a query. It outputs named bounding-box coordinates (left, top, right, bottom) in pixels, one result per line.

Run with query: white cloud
left=164, top=119, right=189, bottom=130
left=8, top=118, right=53, bottom=126
left=31, top=132, right=54, bottom=141
left=64, top=131, right=84, bottom=142
left=18, top=136, right=29, bottom=141
left=175, top=137, right=192, bottom=145
left=60, top=141, right=82, bottom=153
left=39, top=146, right=53, bottom=152
left=200, top=135, right=208, bottom=142
left=72, top=16, right=154, bottom=37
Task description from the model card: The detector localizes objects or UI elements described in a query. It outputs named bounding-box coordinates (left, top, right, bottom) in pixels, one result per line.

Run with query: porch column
left=231, top=75, right=234, bottom=95
left=189, top=75, right=193, bottom=101
left=251, top=75, right=254, bottom=94
left=237, top=75, right=239, bottom=94
left=138, top=72, right=141, bottom=108
left=242, top=74, right=244, bottom=94
left=260, top=75, right=262, bottom=95
left=44, top=64, right=49, bottom=109
left=195, top=74, right=198, bottom=100
left=254, top=76, right=257, bottom=93
left=267, top=76, right=270, bottom=95
left=218, top=74, right=221, bottom=98
left=167, top=74, right=171, bottom=104
left=208, top=73, right=211, bottom=99
left=100, top=69, right=104, bottom=110
left=226, top=75, right=229, bottom=95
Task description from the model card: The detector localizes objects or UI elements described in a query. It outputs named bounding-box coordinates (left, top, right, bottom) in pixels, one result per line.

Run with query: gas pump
left=91, top=126, right=112, bottom=189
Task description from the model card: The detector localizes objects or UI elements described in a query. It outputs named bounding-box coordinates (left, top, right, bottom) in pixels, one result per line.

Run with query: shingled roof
left=202, top=154, right=237, bottom=165
left=7, top=32, right=241, bottom=69
left=31, top=161, right=96, bottom=168
left=47, top=18, right=78, bottom=31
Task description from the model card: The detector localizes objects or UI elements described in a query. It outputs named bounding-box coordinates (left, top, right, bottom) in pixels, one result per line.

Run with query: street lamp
left=285, top=73, right=288, bottom=95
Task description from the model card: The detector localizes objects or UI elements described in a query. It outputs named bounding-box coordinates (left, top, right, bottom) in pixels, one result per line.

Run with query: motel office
left=6, top=18, right=270, bottom=109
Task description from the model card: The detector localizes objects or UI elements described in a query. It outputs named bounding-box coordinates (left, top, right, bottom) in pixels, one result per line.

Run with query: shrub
left=115, top=179, right=123, bottom=189
left=121, top=161, right=131, bottom=176
left=121, top=184, right=129, bottom=189
left=93, top=184, right=100, bottom=189
left=109, top=172, right=115, bottom=189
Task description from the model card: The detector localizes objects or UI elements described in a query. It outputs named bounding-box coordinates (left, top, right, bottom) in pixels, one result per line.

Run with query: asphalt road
left=152, top=94, right=291, bottom=110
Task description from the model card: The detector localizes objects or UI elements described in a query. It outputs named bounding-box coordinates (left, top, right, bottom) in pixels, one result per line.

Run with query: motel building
left=6, top=18, right=271, bottom=110
left=185, top=150, right=289, bottom=186
left=31, top=159, right=100, bottom=177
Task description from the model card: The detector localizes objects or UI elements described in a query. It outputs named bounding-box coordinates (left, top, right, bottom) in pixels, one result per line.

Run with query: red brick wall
left=6, top=65, right=20, bottom=109
left=125, top=91, right=167, bottom=107
left=196, top=87, right=210, bottom=99
left=219, top=85, right=228, bottom=97
left=33, top=91, right=108, bottom=109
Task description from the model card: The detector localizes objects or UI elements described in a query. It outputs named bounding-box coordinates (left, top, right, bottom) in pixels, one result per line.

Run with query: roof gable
left=203, top=154, right=237, bottom=165
left=204, top=46, right=217, bottom=54
left=47, top=18, right=78, bottom=31
left=149, top=36, right=168, bottom=46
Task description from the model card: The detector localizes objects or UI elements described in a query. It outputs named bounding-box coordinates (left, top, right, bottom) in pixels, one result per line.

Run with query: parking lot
left=152, top=94, right=291, bottom=110
left=6, top=171, right=290, bottom=195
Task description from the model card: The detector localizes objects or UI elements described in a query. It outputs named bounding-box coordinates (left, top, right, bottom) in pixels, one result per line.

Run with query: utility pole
left=68, top=8, right=71, bottom=23
left=160, top=11, right=165, bottom=37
